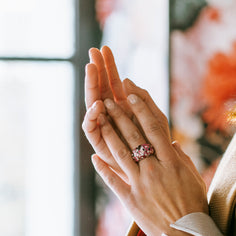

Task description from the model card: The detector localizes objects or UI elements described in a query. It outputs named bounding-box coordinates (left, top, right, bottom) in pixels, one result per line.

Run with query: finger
left=101, top=46, right=126, bottom=102
left=82, top=101, right=126, bottom=179
left=82, top=100, right=105, bottom=133
left=104, top=98, right=158, bottom=168
left=91, top=154, right=130, bottom=200
left=127, top=94, right=175, bottom=162
left=98, top=113, right=139, bottom=180
left=89, top=48, right=113, bottom=100
left=82, top=101, right=109, bottom=155
left=123, top=78, right=171, bottom=141
left=85, top=63, right=101, bottom=109
left=104, top=98, right=149, bottom=149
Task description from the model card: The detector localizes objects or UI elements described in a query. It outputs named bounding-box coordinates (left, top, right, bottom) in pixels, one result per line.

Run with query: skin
left=83, top=46, right=171, bottom=181
left=82, top=46, right=209, bottom=235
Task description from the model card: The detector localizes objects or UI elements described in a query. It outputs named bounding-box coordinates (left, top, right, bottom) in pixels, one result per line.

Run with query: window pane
left=0, top=0, right=74, bottom=57
left=101, top=0, right=169, bottom=116
left=0, top=62, right=74, bottom=236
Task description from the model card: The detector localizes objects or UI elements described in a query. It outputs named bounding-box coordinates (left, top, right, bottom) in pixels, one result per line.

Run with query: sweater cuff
left=170, top=212, right=223, bottom=236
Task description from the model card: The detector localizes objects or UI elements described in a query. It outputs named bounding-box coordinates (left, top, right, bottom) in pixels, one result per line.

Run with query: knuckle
left=116, top=148, right=130, bottom=161
left=101, top=123, right=112, bottom=135
left=110, top=79, right=119, bottom=88
left=109, top=72, right=119, bottom=86
left=128, top=130, right=141, bottom=143
left=142, top=89, right=152, bottom=103
left=101, top=82, right=110, bottom=94
left=112, top=106, right=123, bottom=118
left=142, top=89, right=149, bottom=98
left=94, top=138, right=105, bottom=153
left=98, top=66, right=106, bottom=74
left=106, top=175, right=116, bottom=187
left=147, top=121, right=161, bottom=134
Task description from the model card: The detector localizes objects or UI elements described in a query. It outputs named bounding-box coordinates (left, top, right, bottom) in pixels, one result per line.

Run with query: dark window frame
left=0, top=0, right=101, bottom=235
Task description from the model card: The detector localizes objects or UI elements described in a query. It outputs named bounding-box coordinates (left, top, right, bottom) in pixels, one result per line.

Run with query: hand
left=91, top=94, right=209, bottom=236
left=83, top=46, right=171, bottom=181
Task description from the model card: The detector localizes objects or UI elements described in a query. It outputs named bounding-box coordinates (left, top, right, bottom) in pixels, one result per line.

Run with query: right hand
left=90, top=95, right=208, bottom=236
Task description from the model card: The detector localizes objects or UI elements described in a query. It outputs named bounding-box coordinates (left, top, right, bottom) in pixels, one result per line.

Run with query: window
left=0, top=0, right=100, bottom=235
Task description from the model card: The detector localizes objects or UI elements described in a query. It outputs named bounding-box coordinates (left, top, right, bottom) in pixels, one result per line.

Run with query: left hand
left=84, top=46, right=171, bottom=182
left=91, top=94, right=209, bottom=236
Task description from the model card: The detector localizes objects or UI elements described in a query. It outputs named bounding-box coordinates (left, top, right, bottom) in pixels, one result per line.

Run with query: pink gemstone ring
left=131, top=144, right=155, bottom=162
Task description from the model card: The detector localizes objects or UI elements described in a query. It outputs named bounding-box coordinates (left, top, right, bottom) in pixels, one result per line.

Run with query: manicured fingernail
left=104, top=98, right=115, bottom=110
left=173, top=141, right=181, bottom=148
left=98, top=113, right=106, bottom=126
left=128, top=94, right=138, bottom=104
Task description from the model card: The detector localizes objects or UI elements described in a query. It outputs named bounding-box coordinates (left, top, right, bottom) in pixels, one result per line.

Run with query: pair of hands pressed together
left=82, top=46, right=209, bottom=236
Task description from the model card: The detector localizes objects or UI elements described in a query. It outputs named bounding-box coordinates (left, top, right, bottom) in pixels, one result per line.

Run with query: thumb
left=172, top=141, right=201, bottom=178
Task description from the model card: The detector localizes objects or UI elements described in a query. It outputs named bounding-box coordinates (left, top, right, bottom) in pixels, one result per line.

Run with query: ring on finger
left=131, top=143, right=155, bottom=162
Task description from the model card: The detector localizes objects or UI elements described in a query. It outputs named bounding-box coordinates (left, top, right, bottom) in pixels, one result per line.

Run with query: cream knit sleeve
left=170, top=212, right=224, bottom=236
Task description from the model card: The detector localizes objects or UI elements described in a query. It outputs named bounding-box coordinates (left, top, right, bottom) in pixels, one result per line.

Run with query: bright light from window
left=0, top=0, right=74, bottom=57
left=0, top=62, right=74, bottom=236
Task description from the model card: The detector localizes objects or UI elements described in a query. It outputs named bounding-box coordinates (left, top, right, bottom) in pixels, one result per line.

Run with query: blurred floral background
left=170, top=0, right=236, bottom=186
left=94, top=0, right=236, bottom=235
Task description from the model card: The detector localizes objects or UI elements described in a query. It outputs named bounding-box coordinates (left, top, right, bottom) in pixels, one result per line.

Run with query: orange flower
left=201, top=43, right=236, bottom=132
left=205, top=7, right=221, bottom=22
left=227, top=103, right=236, bottom=125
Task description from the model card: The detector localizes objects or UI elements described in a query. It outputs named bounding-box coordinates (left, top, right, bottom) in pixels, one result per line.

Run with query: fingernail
left=128, top=94, right=138, bottom=104
left=104, top=98, right=115, bottom=110
left=173, top=140, right=181, bottom=148
left=98, top=113, right=106, bottom=126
